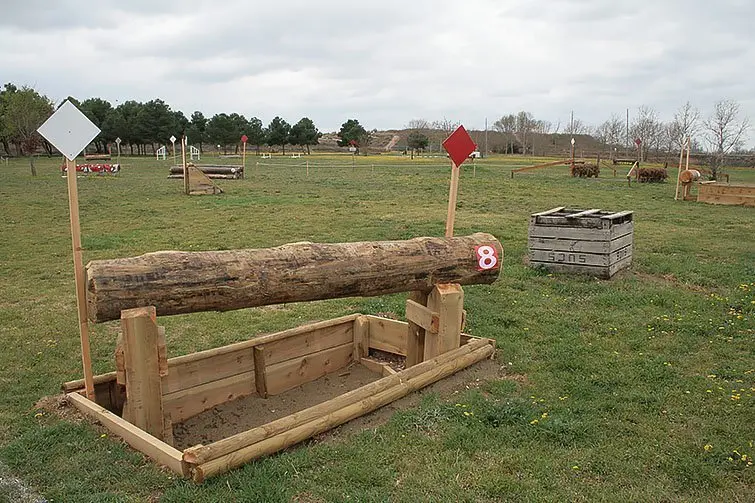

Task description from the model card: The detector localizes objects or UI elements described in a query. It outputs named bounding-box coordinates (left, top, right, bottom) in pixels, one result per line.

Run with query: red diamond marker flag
left=442, top=125, right=476, bottom=167
left=241, top=134, right=248, bottom=143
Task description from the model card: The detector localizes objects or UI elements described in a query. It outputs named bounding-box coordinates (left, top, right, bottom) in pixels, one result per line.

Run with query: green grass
left=0, top=153, right=753, bottom=502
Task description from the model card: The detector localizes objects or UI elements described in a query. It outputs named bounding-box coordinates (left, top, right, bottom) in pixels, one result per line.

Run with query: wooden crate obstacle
left=697, top=181, right=755, bottom=207
left=528, top=207, right=633, bottom=279
left=64, top=233, right=502, bottom=481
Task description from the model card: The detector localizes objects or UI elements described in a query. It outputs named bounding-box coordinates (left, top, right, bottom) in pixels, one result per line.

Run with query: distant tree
left=493, top=114, right=517, bottom=154
left=289, top=117, right=321, bottom=154
left=703, top=99, right=750, bottom=180
left=80, top=98, right=113, bottom=153
left=246, top=117, right=265, bottom=154
left=3, top=86, right=54, bottom=174
left=630, top=106, right=663, bottom=161
left=406, top=118, right=431, bottom=130
left=206, top=113, right=238, bottom=153
left=565, top=117, right=589, bottom=135
left=337, top=119, right=368, bottom=154
left=0, top=83, right=19, bottom=156
left=431, top=118, right=460, bottom=135
left=515, top=111, right=535, bottom=154
left=227, top=113, right=248, bottom=153
left=110, top=101, right=143, bottom=155
left=187, top=111, right=207, bottom=152
left=668, top=101, right=700, bottom=153
left=134, top=99, right=174, bottom=154
left=266, top=116, right=291, bottom=154
left=595, top=114, right=625, bottom=149
left=406, top=130, right=429, bottom=159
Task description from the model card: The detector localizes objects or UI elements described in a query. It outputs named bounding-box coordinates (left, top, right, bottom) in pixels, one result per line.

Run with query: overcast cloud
left=1, top=0, right=753, bottom=143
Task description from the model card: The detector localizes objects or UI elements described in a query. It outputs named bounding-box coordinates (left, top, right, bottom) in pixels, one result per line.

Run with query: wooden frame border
left=64, top=312, right=496, bottom=482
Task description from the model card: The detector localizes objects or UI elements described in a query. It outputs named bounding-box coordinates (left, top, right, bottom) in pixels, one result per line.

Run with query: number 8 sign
left=475, top=245, right=500, bottom=271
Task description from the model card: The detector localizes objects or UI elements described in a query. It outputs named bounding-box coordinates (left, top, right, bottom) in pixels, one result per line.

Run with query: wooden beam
left=353, top=315, right=370, bottom=361
left=182, top=337, right=492, bottom=467
left=530, top=206, right=565, bottom=217
left=162, top=370, right=256, bottom=422
left=121, top=307, right=168, bottom=441
left=66, top=157, right=95, bottom=400
left=190, top=343, right=495, bottom=482
left=405, top=291, right=428, bottom=368
left=86, top=234, right=503, bottom=323
left=424, top=284, right=464, bottom=360
left=67, top=392, right=185, bottom=477
left=405, top=299, right=439, bottom=334
left=445, top=162, right=460, bottom=237
left=366, top=317, right=407, bottom=356
left=359, top=357, right=391, bottom=376
left=264, top=343, right=354, bottom=396
left=263, top=322, right=353, bottom=366
left=253, top=346, right=267, bottom=398
left=566, top=209, right=601, bottom=218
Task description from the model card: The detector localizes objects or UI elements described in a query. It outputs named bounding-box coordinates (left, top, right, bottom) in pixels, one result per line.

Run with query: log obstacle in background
left=697, top=181, right=755, bottom=207
left=169, top=165, right=243, bottom=178
left=86, top=233, right=503, bottom=323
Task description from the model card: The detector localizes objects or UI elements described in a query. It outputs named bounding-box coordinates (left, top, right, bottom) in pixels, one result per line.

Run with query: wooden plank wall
left=698, top=182, right=755, bottom=207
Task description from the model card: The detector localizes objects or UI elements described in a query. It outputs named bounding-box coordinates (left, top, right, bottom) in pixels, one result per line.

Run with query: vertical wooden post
left=405, top=290, right=428, bottom=368
left=242, top=141, right=247, bottom=179
left=182, top=136, right=189, bottom=195
left=445, top=162, right=460, bottom=238
left=306, top=160, right=309, bottom=177
left=424, top=284, right=463, bottom=360
left=66, top=158, right=95, bottom=401
left=253, top=346, right=268, bottom=398
left=353, top=315, right=370, bottom=361
left=121, top=306, right=169, bottom=441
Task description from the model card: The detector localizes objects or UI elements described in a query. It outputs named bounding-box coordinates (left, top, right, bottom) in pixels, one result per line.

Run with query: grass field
left=0, top=153, right=753, bottom=502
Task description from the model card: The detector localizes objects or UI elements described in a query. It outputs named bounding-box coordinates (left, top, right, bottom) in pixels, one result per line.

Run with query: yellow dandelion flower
left=704, top=444, right=713, bottom=452
left=530, top=419, right=539, bottom=425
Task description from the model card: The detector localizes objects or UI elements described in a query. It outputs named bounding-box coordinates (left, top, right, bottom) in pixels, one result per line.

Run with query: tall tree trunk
left=29, top=156, right=36, bottom=176
left=306, top=144, right=311, bottom=155
left=282, top=144, right=286, bottom=155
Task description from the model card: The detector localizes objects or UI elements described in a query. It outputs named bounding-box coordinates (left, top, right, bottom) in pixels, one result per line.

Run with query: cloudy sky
left=1, top=0, right=753, bottom=141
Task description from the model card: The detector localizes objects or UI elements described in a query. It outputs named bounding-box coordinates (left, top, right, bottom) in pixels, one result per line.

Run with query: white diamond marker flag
left=37, top=100, right=100, bottom=161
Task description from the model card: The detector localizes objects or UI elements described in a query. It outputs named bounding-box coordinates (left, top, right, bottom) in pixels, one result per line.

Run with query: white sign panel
left=170, top=135, right=176, bottom=143
left=37, top=101, right=101, bottom=161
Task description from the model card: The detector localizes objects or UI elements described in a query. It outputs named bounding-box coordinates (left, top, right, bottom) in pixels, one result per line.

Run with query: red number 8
left=476, top=245, right=498, bottom=270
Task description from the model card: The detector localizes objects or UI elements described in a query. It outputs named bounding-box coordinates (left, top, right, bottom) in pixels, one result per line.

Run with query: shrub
left=637, top=167, right=668, bottom=183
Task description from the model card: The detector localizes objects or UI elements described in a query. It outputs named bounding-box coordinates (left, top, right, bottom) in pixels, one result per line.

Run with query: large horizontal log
left=86, top=233, right=502, bottom=323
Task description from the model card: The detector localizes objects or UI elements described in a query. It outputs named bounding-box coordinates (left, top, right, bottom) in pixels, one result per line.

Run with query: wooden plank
left=528, top=233, right=633, bottom=255
left=530, top=206, right=565, bottom=217
left=533, top=215, right=607, bottom=228
left=353, top=315, right=369, bottom=361
left=162, top=347, right=254, bottom=395
left=382, top=366, right=397, bottom=376
left=183, top=338, right=493, bottom=467
left=513, top=160, right=569, bottom=174
left=405, top=291, right=428, bottom=368
left=191, top=343, right=495, bottom=482
left=424, top=284, right=463, bottom=360
left=366, top=317, right=408, bottom=356
left=530, top=254, right=632, bottom=279
left=528, top=221, right=633, bottom=241
left=265, top=343, right=354, bottom=396
left=121, top=307, right=167, bottom=441
left=262, top=322, right=353, bottom=366
left=445, top=162, right=460, bottom=237
left=253, top=346, right=267, bottom=398
left=67, top=392, right=185, bottom=476
left=567, top=208, right=601, bottom=218
left=359, top=357, right=390, bottom=375
left=697, top=193, right=755, bottom=207
left=405, top=299, right=439, bottom=334
left=600, top=210, right=633, bottom=221
left=529, top=244, right=632, bottom=267
left=162, top=371, right=256, bottom=422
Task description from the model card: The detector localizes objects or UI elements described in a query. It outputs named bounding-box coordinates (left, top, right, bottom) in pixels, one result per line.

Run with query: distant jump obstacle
left=61, top=163, right=120, bottom=175
left=63, top=233, right=502, bottom=481
left=189, top=146, right=200, bottom=161
left=168, top=164, right=243, bottom=180
left=156, top=146, right=167, bottom=161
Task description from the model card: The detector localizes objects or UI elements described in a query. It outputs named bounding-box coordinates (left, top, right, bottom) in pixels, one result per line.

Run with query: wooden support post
left=424, top=284, right=464, bottom=360
left=121, top=307, right=169, bottom=442
left=66, top=157, right=95, bottom=400
left=241, top=141, right=247, bottom=179
left=353, top=315, right=370, bottom=361
left=253, top=346, right=267, bottom=398
left=405, top=291, right=428, bottom=368
left=675, top=138, right=686, bottom=201
left=182, top=136, right=189, bottom=195
left=445, top=162, right=460, bottom=238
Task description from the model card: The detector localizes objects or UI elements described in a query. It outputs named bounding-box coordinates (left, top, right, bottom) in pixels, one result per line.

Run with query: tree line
left=0, top=83, right=344, bottom=158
